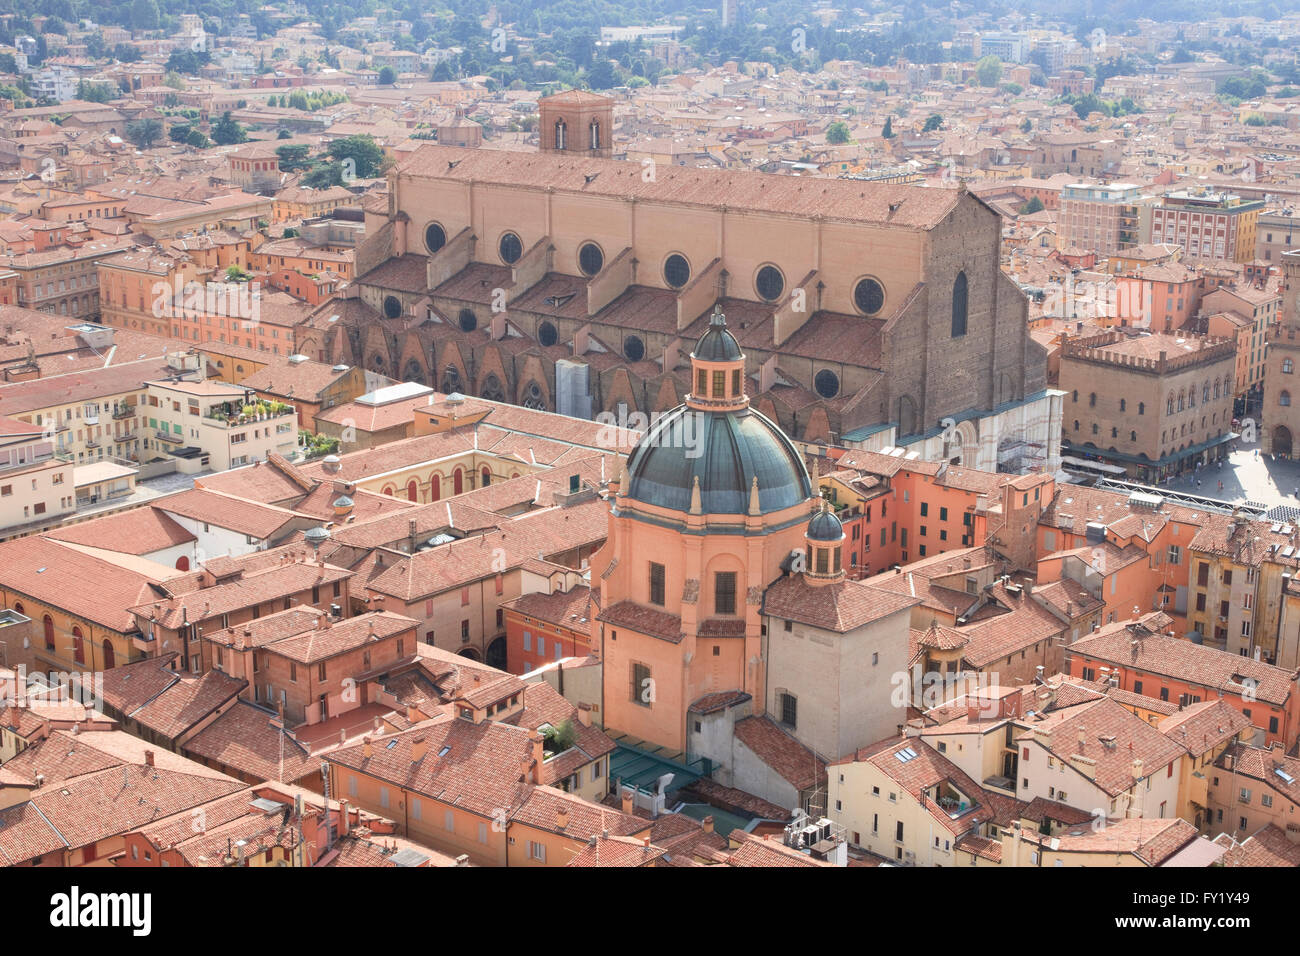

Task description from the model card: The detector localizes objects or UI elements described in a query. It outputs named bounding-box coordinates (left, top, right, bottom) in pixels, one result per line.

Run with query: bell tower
left=538, top=89, right=614, bottom=159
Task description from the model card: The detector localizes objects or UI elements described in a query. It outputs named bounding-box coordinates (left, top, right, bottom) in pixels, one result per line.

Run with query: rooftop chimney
left=576, top=704, right=592, bottom=727
left=339, top=799, right=350, bottom=837
left=144, top=749, right=155, bottom=768
left=362, top=736, right=373, bottom=759
left=556, top=806, right=570, bottom=831
left=701, top=815, right=714, bottom=834
left=411, top=734, right=428, bottom=763
left=621, top=788, right=634, bottom=815
left=529, top=731, right=544, bottom=783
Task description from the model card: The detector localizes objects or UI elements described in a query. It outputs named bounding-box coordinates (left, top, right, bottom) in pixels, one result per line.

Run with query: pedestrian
left=1218, top=481, right=1223, bottom=492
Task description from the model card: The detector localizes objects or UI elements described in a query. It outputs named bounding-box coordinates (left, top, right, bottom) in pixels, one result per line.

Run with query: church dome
left=806, top=506, right=844, bottom=542
left=692, top=320, right=743, bottom=362
left=624, top=404, right=811, bottom=515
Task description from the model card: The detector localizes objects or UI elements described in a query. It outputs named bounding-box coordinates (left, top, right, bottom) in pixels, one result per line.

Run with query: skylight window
left=895, top=747, right=918, bottom=762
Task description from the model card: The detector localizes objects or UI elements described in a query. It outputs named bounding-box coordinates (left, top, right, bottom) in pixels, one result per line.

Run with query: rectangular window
left=632, top=661, right=651, bottom=707
left=712, top=370, right=726, bottom=398
left=649, top=562, right=665, bottom=606
left=714, top=571, right=737, bottom=615
left=779, top=692, right=797, bottom=728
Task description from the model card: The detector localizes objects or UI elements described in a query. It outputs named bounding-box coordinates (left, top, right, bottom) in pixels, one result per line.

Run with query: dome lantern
left=803, top=500, right=845, bottom=585
left=687, top=304, right=748, bottom=413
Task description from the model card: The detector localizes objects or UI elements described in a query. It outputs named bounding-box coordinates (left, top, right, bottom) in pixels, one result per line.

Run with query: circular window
left=624, top=335, right=645, bottom=363
left=538, top=320, right=558, bottom=347
left=425, top=222, right=446, bottom=254
left=578, top=242, right=604, bottom=277
left=814, top=369, right=840, bottom=399
left=499, top=232, right=523, bottom=264
left=458, top=308, right=478, bottom=333
left=853, top=278, right=885, bottom=316
left=663, top=253, right=691, bottom=289
left=755, top=265, right=785, bottom=302
left=382, top=295, right=402, bottom=319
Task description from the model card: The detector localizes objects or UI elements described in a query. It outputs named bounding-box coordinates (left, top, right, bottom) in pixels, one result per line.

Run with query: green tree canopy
left=826, top=120, right=850, bottom=144
left=922, top=113, right=943, bottom=132
left=211, top=111, right=248, bottom=146
left=125, top=117, right=162, bottom=149
left=976, top=55, right=1002, bottom=87
left=378, top=65, right=396, bottom=85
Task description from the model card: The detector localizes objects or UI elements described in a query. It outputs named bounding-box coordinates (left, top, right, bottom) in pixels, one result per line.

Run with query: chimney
left=362, top=736, right=373, bottom=759
left=621, top=788, right=634, bottom=815
left=144, top=749, right=155, bottom=768
left=701, top=815, right=714, bottom=834
left=529, top=731, right=544, bottom=784
left=576, top=704, right=592, bottom=727
left=406, top=705, right=422, bottom=724
left=411, top=734, right=428, bottom=763
left=339, top=799, right=350, bottom=837
left=454, top=854, right=470, bottom=866
left=556, top=806, right=570, bottom=830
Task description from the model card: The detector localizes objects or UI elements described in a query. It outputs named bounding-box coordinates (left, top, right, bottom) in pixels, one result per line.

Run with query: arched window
left=1167, top=397, right=1174, bottom=415
left=43, top=615, right=54, bottom=651
left=430, top=474, right=441, bottom=501
left=589, top=120, right=600, bottom=150
left=407, top=479, right=418, bottom=502
left=382, top=485, right=395, bottom=496
left=1120, top=398, right=1126, bottom=412
left=1130, top=430, right=1136, bottom=441
left=1089, top=392, right=1097, bottom=407
left=481, top=467, right=491, bottom=487
left=102, top=640, right=115, bottom=670
left=73, top=626, right=85, bottom=665
left=951, top=271, right=968, bottom=338
left=1282, top=390, right=1292, bottom=407
left=1073, top=420, right=1079, bottom=430
left=1072, top=390, right=1078, bottom=402
left=453, top=468, right=464, bottom=495
left=1138, top=402, right=1145, bottom=415
left=175, top=555, right=190, bottom=571
left=554, top=119, right=567, bottom=150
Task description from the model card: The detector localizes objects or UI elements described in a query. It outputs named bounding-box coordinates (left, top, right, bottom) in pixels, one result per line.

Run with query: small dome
left=692, top=307, right=743, bottom=362
left=806, top=507, right=845, bottom=542
left=321, top=454, right=342, bottom=474
left=303, top=526, right=331, bottom=548
left=333, top=495, right=354, bottom=509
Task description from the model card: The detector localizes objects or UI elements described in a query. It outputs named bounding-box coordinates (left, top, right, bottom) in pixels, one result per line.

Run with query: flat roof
left=355, top=381, right=434, bottom=407
left=73, top=461, right=137, bottom=485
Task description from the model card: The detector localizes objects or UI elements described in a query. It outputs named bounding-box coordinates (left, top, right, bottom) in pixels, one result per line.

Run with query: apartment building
left=1060, top=182, right=1141, bottom=256
left=141, top=378, right=298, bottom=472
left=0, top=414, right=74, bottom=536
left=1149, top=190, right=1263, bottom=264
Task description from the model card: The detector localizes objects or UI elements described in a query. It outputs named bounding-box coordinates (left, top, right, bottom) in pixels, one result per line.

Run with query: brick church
left=297, top=90, right=1062, bottom=473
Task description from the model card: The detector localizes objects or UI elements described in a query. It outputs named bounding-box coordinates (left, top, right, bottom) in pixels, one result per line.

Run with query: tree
left=432, top=60, right=453, bottom=82
left=130, top=0, right=160, bottom=32
left=378, top=65, right=396, bottom=85
left=826, top=120, right=850, bottom=144
left=1018, top=196, right=1044, bottom=215
left=76, top=81, right=116, bottom=103
left=976, top=55, right=1002, bottom=87
left=125, top=117, right=162, bottom=149
left=1020, top=117, right=1033, bottom=133
left=276, top=143, right=311, bottom=170
left=922, top=113, right=943, bottom=132
left=211, top=111, right=248, bottom=146
left=185, top=128, right=211, bottom=149
left=327, top=134, right=385, bottom=179
left=881, top=115, right=894, bottom=139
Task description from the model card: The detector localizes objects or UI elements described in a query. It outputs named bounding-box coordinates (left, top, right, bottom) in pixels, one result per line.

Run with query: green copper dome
left=624, top=404, right=811, bottom=515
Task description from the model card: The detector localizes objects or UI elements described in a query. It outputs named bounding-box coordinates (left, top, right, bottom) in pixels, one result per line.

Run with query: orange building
left=502, top=583, right=593, bottom=675
left=593, top=308, right=814, bottom=752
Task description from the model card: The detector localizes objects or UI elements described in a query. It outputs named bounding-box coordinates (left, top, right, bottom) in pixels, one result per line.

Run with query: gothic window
left=951, top=271, right=968, bottom=337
